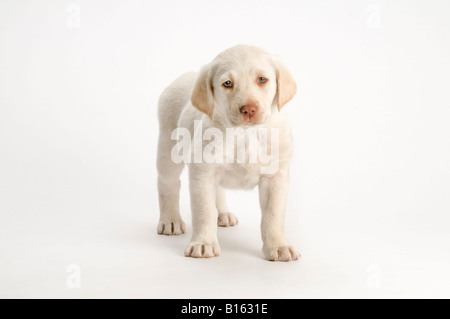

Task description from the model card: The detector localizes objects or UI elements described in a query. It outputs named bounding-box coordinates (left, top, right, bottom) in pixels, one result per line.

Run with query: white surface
left=1, top=0, right=450, bottom=298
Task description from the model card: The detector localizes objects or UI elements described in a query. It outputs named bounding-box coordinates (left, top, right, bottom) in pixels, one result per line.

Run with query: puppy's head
left=191, top=45, right=297, bottom=127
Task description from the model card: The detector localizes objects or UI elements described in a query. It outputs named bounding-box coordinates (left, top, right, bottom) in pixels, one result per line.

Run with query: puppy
left=156, top=45, right=299, bottom=261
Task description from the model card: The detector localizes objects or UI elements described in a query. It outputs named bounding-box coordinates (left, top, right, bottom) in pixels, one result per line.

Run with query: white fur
left=156, top=45, right=300, bottom=261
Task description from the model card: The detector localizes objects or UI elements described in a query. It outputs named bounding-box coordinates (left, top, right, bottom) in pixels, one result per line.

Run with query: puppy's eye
left=223, top=80, right=233, bottom=88
left=258, top=77, right=267, bottom=84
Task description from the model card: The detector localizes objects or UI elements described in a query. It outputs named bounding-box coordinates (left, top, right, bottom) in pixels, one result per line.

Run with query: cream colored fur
left=156, top=45, right=299, bottom=261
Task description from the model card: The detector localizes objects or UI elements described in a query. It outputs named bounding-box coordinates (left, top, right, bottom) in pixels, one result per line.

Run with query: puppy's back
left=158, top=72, right=198, bottom=133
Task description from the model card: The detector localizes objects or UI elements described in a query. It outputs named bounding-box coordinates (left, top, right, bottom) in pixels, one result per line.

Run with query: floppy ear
left=191, top=65, right=214, bottom=120
left=273, top=57, right=297, bottom=111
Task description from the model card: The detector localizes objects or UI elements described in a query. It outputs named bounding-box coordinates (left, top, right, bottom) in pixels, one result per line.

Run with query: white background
left=1, top=0, right=449, bottom=298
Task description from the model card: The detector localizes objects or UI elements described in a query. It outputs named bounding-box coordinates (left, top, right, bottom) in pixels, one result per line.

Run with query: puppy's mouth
left=230, top=119, right=262, bottom=128
left=240, top=118, right=263, bottom=127
left=229, top=113, right=267, bottom=127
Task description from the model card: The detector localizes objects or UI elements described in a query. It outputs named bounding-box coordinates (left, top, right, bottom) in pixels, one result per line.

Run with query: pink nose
left=240, top=103, right=258, bottom=119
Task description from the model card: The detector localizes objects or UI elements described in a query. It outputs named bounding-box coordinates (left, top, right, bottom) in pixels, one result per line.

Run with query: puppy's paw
left=185, top=241, right=220, bottom=258
left=218, top=212, right=239, bottom=227
left=263, top=245, right=300, bottom=262
left=157, top=219, right=186, bottom=236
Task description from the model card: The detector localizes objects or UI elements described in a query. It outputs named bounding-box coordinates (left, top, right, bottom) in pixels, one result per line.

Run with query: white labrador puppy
left=157, top=45, right=299, bottom=261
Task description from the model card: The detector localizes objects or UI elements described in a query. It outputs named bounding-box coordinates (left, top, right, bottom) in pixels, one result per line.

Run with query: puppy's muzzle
left=240, top=103, right=259, bottom=124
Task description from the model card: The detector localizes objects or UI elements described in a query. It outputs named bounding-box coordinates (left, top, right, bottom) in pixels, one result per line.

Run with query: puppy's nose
left=240, top=103, right=258, bottom=119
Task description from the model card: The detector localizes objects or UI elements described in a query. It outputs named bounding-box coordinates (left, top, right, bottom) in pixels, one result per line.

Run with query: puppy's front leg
left=259, top=170, right=300, bottom=262
left=185, top=164, right=220, bottom=258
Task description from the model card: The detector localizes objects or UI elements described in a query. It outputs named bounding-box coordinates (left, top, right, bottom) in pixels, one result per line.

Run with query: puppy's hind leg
left=157, top=131, right=186, bottom=235
left=216, top=186, right=239, bottom=227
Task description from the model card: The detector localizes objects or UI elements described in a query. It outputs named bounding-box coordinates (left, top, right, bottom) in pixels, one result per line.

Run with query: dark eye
left=223, top=80, right=233, bottom=88
left=258, top=77, right=267, bottom=84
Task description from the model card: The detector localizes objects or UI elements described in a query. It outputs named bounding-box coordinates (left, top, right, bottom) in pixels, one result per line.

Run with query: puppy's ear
left=273, top=57, right=297, bottom=111
left=191, top=65, right=214, bottom=120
